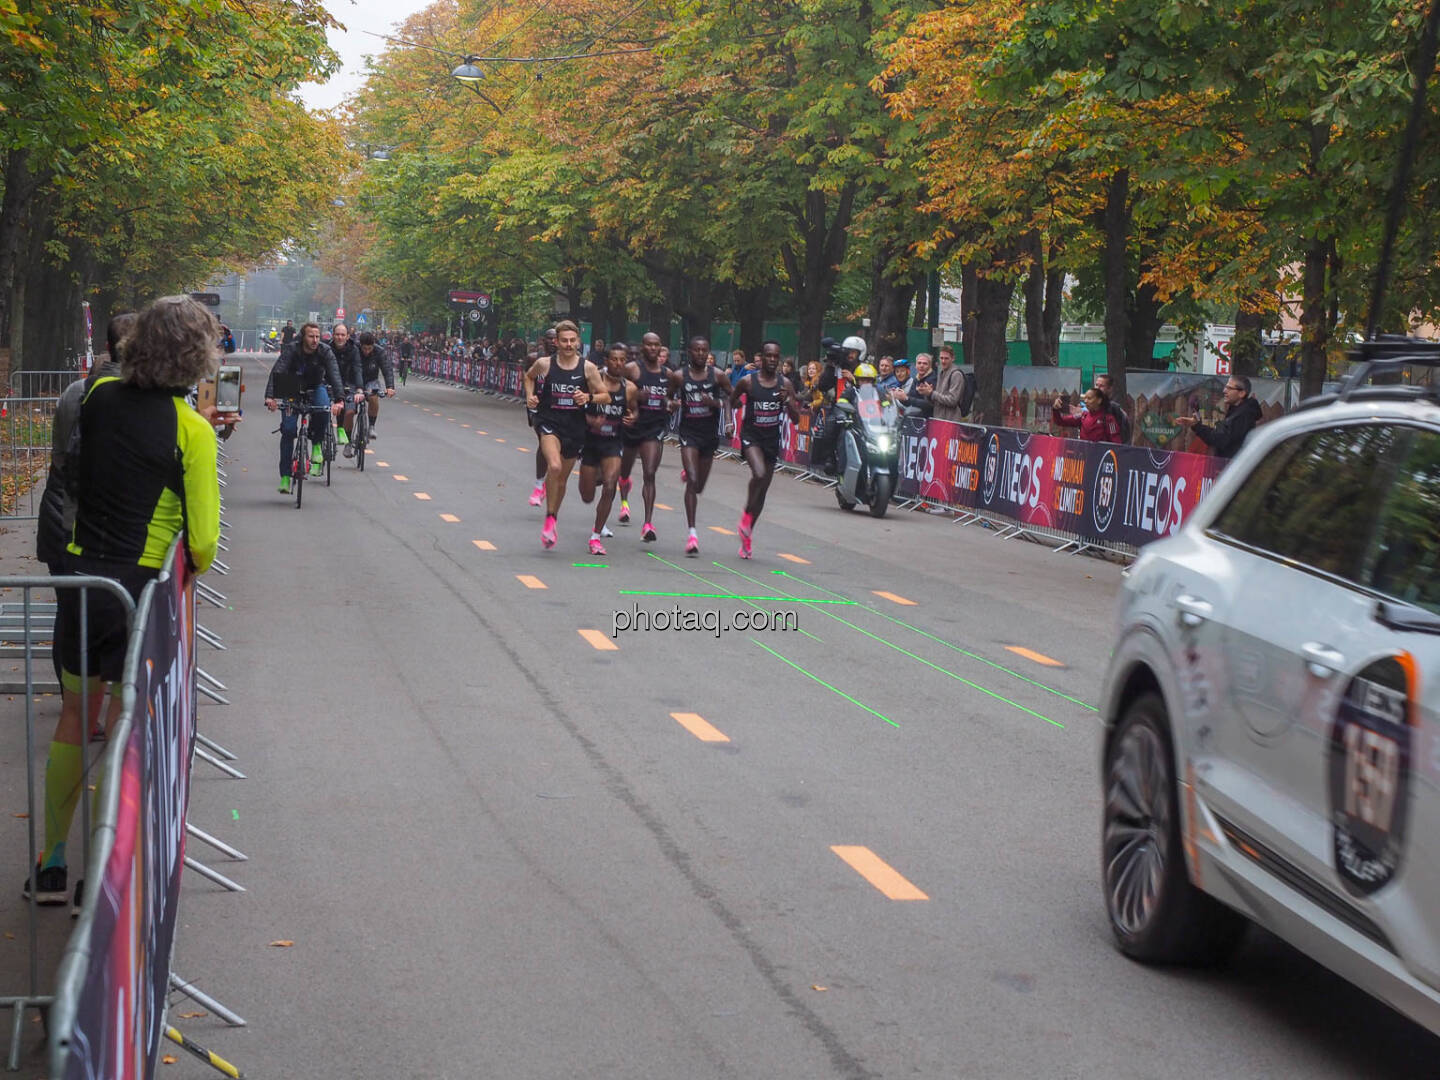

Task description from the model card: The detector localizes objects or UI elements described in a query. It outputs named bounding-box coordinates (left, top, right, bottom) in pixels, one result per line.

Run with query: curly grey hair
left=120, top=295, right=219, bottom=390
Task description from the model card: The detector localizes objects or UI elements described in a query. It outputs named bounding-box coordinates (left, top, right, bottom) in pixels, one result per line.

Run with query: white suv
left=1100, top=354, right=1440, bottom=1037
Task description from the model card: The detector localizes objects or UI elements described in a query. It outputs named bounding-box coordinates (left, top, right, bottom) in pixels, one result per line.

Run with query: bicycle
left=350, top=392, right=370, bottom=471
left=281, top=399, right=336, bottom=509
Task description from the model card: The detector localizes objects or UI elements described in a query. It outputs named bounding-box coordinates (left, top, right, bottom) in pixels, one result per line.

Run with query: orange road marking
left=496, top=438, right=507, bottom=443
left=872, top=591, right=916, bottom=607
left=365, top=449, right=375, bottom=455
left=830, top=846, right=929, bottom=900
left=671, top=712, right=730, bottom=743
left=376, top=461, right=390, bottom=467
left=655, top=502, right=673, bottom=511
left=414, top=492, right=432, bottom=501
left=477, top=431, right=487, bottom=435
left=777, top=553, right=811, bottom=564
left=578, top=629, right=618, bottom=651
left=393, top=475, right=409, bottom=481
left=1004, top=645, right=1065, bottom=668
left=473, top=540, right=496, bottom=551
left=517, top=575, right=547, bottom=590
left=709, top=525, right=735, bottom=535
left=461, top=424, right=471, bottom=428
left=516, top=447, right=528, bottom=453
left=439, top=513, right=460, bottom=523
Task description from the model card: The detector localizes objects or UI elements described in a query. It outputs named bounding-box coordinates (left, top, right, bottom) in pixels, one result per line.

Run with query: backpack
left=958, top=371, right=976, bottom=417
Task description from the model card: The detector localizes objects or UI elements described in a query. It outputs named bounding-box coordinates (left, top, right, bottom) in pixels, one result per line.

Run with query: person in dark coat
left=1176, top=376, right=1262, bottom=458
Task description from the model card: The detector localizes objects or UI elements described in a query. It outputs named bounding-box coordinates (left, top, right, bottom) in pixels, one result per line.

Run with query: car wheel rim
left=1104, top=723, right=1171, bottom=936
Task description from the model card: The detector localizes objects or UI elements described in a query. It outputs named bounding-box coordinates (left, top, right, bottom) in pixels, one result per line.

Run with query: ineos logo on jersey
left=981, top=434, right=1001, bottom=504
left=1092, top=450, right=1119, bottom=532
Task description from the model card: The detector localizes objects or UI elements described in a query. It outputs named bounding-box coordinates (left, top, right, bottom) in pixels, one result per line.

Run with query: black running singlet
left=636, top=364, right=671, bottom=418
left=538, top=359, right=587, bottom=433
left=589, top=376, right=627, bottom=440
left=742, top=374, right=787, bottom=436
left=679, top=369, right=721, bottom=428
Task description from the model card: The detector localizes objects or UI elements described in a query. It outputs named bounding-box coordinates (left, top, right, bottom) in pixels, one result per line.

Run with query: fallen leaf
left=177, top=1010, right=207, bottom=1020
left=269, top=940, right=294, bottom=948
left=4, top=932, right=14, bottom=940
left=811, top=984, right=828, bottom=992
left=162, top=1054, right=178, bottom=1064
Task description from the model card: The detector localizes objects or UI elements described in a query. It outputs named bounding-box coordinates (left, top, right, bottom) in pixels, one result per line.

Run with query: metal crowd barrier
left=0, top=395, right=62, bottom=522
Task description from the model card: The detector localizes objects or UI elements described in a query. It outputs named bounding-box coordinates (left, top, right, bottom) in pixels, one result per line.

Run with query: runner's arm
left=729, top=375, right=750, bottom=409
left=583, top=361, right=611, bottom=406
left=524, top=357, right=550, bottom=407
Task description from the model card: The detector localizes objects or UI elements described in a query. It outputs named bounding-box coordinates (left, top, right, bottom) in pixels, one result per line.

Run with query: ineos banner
left=898, top=418, right=1226, bottom=548
left=59, top=562, right=196, bottom=1080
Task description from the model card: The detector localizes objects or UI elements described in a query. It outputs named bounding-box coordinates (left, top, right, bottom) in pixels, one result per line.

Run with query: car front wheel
left=1102, top=692, right=1245, bottom=965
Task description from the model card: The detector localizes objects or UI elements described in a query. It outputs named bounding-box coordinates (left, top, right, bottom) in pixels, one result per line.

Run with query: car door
left=1352, top=425, right=1440, bottom=991
left=1199, top=424, right=1400, bottom=894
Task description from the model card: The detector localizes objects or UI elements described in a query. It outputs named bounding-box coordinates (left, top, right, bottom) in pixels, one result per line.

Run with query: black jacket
left=37, top=362, right=122, bottom=566
left=331, top=338, right=361, bottom=390
left=349, top=345, right=396, bottom=391
left=265, top=343, right=345, bottom=403
left=1194, top=395, right=1262, bottom=459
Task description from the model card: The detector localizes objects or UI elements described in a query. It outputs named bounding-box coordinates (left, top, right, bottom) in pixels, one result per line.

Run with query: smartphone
left=216, top=365, right=242, bottom=413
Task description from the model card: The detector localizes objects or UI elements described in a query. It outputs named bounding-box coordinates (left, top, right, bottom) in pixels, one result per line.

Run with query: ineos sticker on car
left=1328, top=654, right=1415, bottom=897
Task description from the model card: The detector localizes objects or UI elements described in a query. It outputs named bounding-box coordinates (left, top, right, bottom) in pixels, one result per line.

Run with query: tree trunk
left=868, top=256, right=920, bottom=361
left=1022, top=233, right=1059, bottom=366
left=972, top=259, right=1017, bottom=425
left=732, top=282, right=770, bottom=357
left=1043, top=254, right=1063, bottom=367
left=1231, top=293, right=1266, bottom=379
left=644, top=293, right=674, bottom=344
left=0, top=150, right=38, bottom=348
left=781, top=183, right=856, bottom=365
left=588, top=281, right=612, bottom=344
left=608, top=295, right=628, bottom=345
left=1102, top=168, right=1131, bottom=406
left=960, top=262, right=979, bottom=366
left=1124, top=280, right=1166, bottom=371
left=1299, top=121, right=1333, bottom=399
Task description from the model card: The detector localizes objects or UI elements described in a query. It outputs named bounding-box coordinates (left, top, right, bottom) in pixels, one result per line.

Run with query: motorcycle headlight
left=871, top=434, right=892, bottom=453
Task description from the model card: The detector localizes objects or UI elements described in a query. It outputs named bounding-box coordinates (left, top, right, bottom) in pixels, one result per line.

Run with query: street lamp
left=451, top=57, right=484, bottom=84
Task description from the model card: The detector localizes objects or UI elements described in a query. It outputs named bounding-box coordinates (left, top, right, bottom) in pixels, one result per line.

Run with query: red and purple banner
left=59, top=559, right=196, bottom=1080
left=898, top=417, right=1227, bottom=548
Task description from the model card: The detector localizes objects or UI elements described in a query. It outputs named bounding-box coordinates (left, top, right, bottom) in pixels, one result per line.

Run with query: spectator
left=1052, top=388, right=1122, bottom=442
left=890, top=358, right=915, bottom=406
left=25, top=295, right=222, bottom=909
left=910, top=353, right=936, bottom=418
left=1176, top=375, right=1262, bottom=458
left=731, top=349, right=747, bottom=375
left=931, top=345, right=972, bottom=422
left=587, top=337, right=606, bottom=365
left=1093, top=372, right=1132, bottom=443
left=218, top=324, right=236, bottom=354
left=780, top=359, right=797, bottom=383
left=877, top=356, right=896, bottom=392
left=802, top=360, right=829, bottom=410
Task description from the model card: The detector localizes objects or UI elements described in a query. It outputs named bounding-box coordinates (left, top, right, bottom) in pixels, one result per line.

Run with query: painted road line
left=719, top=563, right=1063, bottom=730
left=477, top=431, right=487, bottom=435
left=709, top=525, right=736, bottom=536
left=393, top=475, right=409, bottom=481
left=496, top=438, right=507, bottom=443
left=578, top=629, right=619, bottom=651
left=775, top=570, right=1096, bottom=714
left=671, top=712, right=730, bottom=743
left=777, top=553, right=811, bottom=564
left=1005, top=646, right=1065, bottom=668
left=872, top=591, right=917, bottom=607
left=516, top=447, right=528, bottom=453
left=365, top=449, right=375, bottom=455
left=473, top=541, right=497, bottom=551
left=516, top=575, right=547, bottom=589
left=462, top=423, right=471, bottom=428
left=752, top=639, right=896, bottom=727
left=830, top=846, right=929, bottom=900
left=439, top=513, right=460, bottom=523
left=376, top=461, right=390, bottom=467
left=414, top=492, right=432, bottom=501
left=654, top=502, right=673, bottom=511
left=644, top=552, right=824, bottom=643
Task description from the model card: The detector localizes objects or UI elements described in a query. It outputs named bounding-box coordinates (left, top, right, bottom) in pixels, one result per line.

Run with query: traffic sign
left=356, top=312, right=368, bottom=326
left=336, top=307, right=345, bottom=319
left=191, top=292, right=221, bottom=307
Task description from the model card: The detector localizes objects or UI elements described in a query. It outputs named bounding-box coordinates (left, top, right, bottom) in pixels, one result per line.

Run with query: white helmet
left=841, top=335, right=867, bottom=363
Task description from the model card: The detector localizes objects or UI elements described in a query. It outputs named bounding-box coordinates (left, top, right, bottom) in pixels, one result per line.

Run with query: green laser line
left=716, top=563, right=1063, bottom=730
left=644, top=552, right=825, bottom=642
left=619, top=590, right=854, bottom=603
left=750, top=639, right=899, bottom=728
left=573, top=563, right=609, bottom=568
left=774, top=570, right=1099, bottom=713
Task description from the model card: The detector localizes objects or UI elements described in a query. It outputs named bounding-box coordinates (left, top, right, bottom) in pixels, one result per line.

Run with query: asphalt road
left=15, top=355, right=1434, bottom=1078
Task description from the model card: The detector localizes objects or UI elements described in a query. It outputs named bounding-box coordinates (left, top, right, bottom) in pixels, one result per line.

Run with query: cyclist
left=330, top=323, right=360, bottom=453
left=399, top=336, right=413, bottom=385
left=342, top=332, right=397, bottom=456
left=263, top=322, right=345, bottom=492
left=280, top=320, right=296, bottom=349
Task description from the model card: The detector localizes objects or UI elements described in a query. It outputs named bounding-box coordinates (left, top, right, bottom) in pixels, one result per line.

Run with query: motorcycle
left=832, top=383, right=899, bottom=518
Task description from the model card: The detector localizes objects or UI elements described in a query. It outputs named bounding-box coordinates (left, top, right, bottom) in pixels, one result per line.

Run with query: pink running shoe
left=641, top=524, right=657, bottom=543
left=685, top=535, right=700, bottom=557
left=529, top=483, right=545, bottom=507
left=618, top=500, right=630, bottom=524
left=541, top=516, right=558, bottom=549
left=738, top=531, right=752, bottom=560
left=588, top=537, right=607, bottom=556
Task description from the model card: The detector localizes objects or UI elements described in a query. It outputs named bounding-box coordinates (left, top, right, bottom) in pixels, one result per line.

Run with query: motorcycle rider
left=815, top=335, right=867, bottom=474
left=835, top=361, right=888, bottom=476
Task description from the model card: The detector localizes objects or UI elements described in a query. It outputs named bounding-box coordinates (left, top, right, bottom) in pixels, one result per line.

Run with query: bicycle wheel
left=293, top=431, right=306, bottom=509
left=325, top=417, right=336, bottom=486
left=355, top=408, right=368, bottom=471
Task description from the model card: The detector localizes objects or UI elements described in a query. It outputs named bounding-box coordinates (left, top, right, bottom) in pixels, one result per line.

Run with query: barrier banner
left=897, top=418, right=1226, bottom=548
left=57, top=558, right=196, bottom=1080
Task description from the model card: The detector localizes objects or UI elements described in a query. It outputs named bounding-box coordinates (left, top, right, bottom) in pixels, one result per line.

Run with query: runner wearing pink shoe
left=731, top=341, right=801, bottom=559
left=620, top=332, right=681, bottom=542
left=528, top=332, right=557, bottom=506
left=525, top=322, right=613, bottom=549
left=578, top=343, right=637, bottom=555
left=676, top=336, right=731, bottom=556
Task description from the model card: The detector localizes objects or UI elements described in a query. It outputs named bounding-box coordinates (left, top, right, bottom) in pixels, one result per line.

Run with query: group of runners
left=522, top=321, right=801, bottom=558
